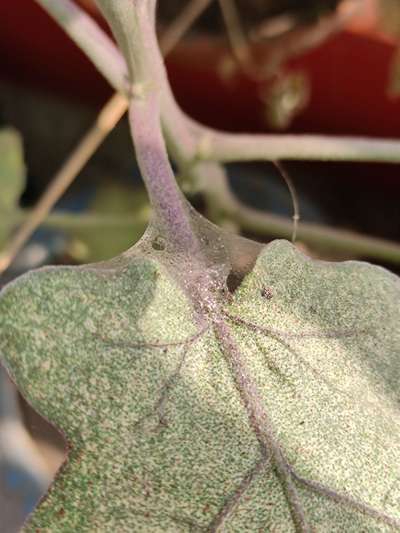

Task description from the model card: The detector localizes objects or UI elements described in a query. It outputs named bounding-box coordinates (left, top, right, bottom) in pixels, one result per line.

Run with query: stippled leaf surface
left=0, top=238, right=399, bottom=532
left=0, top=129, right=25, bottom=249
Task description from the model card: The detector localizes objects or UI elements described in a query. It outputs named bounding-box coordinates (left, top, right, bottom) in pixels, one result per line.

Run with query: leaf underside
left=0, top=234, right=399, bottom=532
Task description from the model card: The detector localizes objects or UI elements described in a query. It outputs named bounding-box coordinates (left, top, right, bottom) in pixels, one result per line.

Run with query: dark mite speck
left=261, top=286, right=273, bottom=300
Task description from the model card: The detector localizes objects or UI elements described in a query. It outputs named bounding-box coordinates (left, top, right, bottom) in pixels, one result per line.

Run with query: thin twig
left=218, top=0, right=254, bottom=70
left=273, top=161, right=300, bottom=242
left=231, top=201, right=400, bottom=263
left=0, top=0, right=212, bottom=276
left=14, top=197, right=400, bottom=265
left=220, top=0, right=362, bottom=83
left=11, top=209, right=149, bottom=230
left=248, top=0, right=363, bottom=79
left=217, top=0, right=279, bottom=82
left=201, top=165, right=400, bottom=264
left=160, top=0, right=213, bottom=56
left=0, top=93, right=127, bottom=274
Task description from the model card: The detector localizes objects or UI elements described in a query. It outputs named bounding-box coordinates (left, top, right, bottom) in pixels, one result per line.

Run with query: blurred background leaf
left=0, top=129, right=25, bottom=251
left=66, top=181, right=149, bottom=263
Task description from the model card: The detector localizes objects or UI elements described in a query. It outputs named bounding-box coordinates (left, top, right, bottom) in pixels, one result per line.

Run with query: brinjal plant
left=1, top=1, right=400, bottom=531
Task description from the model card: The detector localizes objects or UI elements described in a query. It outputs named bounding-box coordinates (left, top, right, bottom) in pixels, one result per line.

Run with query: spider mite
left=261, top=286, right=273, bottom=300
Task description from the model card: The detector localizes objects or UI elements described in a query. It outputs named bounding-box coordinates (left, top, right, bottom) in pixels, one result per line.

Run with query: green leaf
left=0, top=128, right=26, bottom=249
left=0, top=237, right=399, bottom=531
left=0, top=128, right=25, bottom=210
left=67, top=182, right=149, bottom=263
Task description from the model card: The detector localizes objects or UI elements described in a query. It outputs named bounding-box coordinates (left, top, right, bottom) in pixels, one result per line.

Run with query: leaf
left=0, top=233, right=399, bottom=531
left=0, top=128, right=26, bottom=211
left=0, top=128, right=26, bottom=249
left=67, top=181, right=149, bottom=263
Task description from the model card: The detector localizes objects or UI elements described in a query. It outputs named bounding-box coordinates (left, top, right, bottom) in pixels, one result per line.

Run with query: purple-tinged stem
left=93, top=0, right=199, bottom=252
left=35, top=0, right=400, bottom=165
left=129, top=90, right=198, bottom=253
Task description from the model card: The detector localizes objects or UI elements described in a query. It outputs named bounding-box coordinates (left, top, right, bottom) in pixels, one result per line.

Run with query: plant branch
left=27, top=0, right=400, bottom=267
left=193, top=125, right=400, bottom=163
left=273, top=161, right=299, bottom=242
left=0, top=0, right=212, bottom=276
left=7, top=175, right=400, bottom=265
left=8, top=208, right=149, bottom=231
left=53, top=0, right=400, bottom=263
left=218, top=0, right=253, bottom=69
left=129, top=92, right=198, bottom=252
left=203, top=171, right=400, bottom=263
left=95, top=0, right=199, bottom=253
left=248, top=2, right=362, bottom=79
left=35, top=0, right=128, bottom=93
left=160, top=0, right=214, bottom=56
left=0, top=93, right=127, bottom=274
left=236, top=205, right=400, bottom=263
left=34, top=0, right=400, bottom=165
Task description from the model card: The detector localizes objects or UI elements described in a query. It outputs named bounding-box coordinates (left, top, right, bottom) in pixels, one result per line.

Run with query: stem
left=129, top=92, right=198, bottom=252
left=35, top=0, right=400, bottom=165
left=93, top=0, right=155, bottom=84
left=202, top=169, right=400, bottom=263
left=0, top=94, right=128, bottom=274
left=218, top=0, right=253, bottom=67
left=273, top=161, right=299, bottom=242
left=0, top=0, right=210, bottom=276
left=5, top=178, right=400, bottom=266
left=35, top=0, right=128, bottom=93
left=95, top=0, right=199, bottom=253
left=235, top=204, right=400, bottom=263
left=31, top=0, right=400, bottom=266
left=194, top=127, right=400, bottom=164
left=160, top=0, right=213, bottom=56
left=12, top=209, right=148, bottom=230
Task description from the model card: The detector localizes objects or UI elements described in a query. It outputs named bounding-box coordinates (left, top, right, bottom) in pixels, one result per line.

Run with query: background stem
left=10, top=0, right=400, bottom=268
left=34, top=0, right=400, bottom=165
left=0, top=0, right=211, bottom=276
